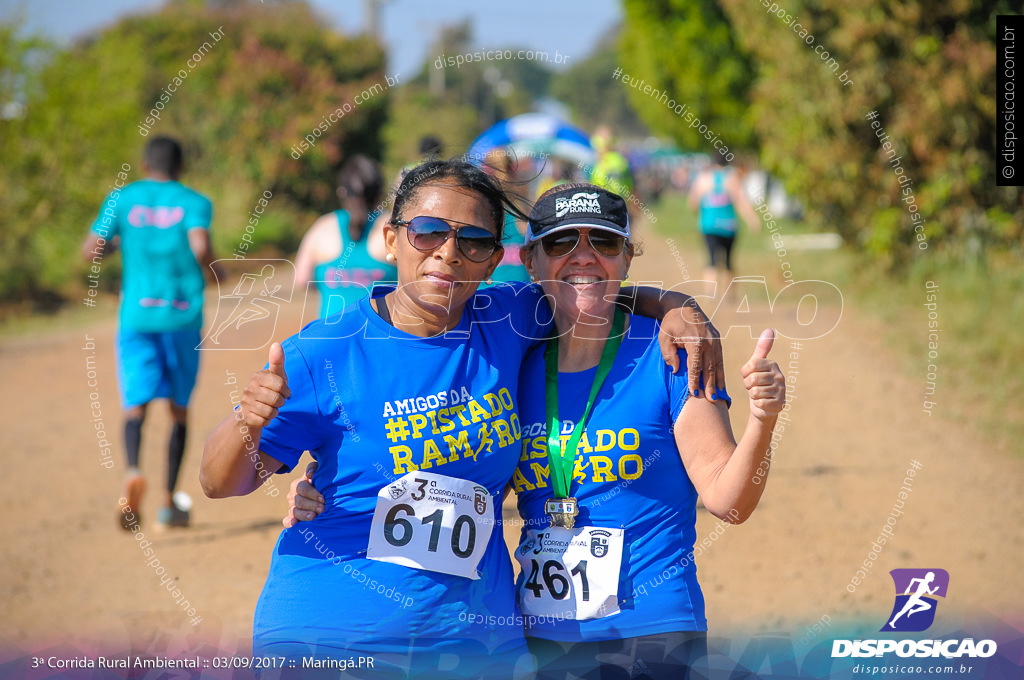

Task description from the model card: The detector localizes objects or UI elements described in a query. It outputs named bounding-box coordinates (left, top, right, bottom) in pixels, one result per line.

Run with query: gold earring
left=485, top=277, right=493, bottom=285
left=385, top=253, right=396, bottom=263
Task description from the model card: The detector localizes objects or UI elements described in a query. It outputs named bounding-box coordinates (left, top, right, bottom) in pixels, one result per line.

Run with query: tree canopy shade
left=717, top=0, right=1021, bottom=263
left=616, top=0, right=1021, bottom=264
left=549, top=29, right=649, bottom=138
left=0, top=0, right=388, bottom=304
left=618, top=0, right=756, bottom=151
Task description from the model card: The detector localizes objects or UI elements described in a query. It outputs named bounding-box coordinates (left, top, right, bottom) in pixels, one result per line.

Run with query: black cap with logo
left=525, top=183, right=630, bottom=244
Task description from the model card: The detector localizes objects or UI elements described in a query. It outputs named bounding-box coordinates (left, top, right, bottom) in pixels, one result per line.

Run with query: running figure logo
left=471, top=422, right=494, bottom=461
left=202, top=260, right=293, bottom=350
left=881, top=568, right=950, bottom=632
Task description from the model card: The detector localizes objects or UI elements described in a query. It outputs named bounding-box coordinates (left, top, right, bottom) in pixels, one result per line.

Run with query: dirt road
left=3, top=229, right=1022, bottom=660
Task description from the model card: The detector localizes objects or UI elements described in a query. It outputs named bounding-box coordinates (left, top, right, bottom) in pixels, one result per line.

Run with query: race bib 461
left=515, top=526, right=624, bottom=621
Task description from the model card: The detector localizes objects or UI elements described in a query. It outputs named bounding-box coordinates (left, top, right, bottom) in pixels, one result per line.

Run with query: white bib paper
left=367, top=471, right=494, bottom=580
left=515, top=525, right=624, bottom=620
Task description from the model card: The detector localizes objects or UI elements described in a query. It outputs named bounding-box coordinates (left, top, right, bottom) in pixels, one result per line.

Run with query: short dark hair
left=392, top=159, right=529, bottom=239
left=145, top=136, right=184, bottom=176
left=337, top=155, right=385, bottom=206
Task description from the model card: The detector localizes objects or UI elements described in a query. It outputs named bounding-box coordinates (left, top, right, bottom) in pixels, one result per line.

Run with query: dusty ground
left=2, top=225, right=1022, bottom=661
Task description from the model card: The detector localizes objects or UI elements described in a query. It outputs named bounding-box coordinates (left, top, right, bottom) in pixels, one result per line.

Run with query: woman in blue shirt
left=286, top=182, right=785, bottom=679
left=511, top=183, right=784, bottom=679
left=202, top=162, right=724, bottom=679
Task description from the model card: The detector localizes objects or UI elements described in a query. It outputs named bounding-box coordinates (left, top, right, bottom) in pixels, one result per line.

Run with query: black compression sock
left=124, top=418, right=143, bottom=470
left=167, top=422, right=187, bottom=493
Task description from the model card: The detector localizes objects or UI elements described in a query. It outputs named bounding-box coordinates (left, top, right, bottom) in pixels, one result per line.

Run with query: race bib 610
left=367, top=471, right=494, bottom=580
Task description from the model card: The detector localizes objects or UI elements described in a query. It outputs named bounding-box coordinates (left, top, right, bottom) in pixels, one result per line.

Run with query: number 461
left=523, top=559, right=589, bottom=601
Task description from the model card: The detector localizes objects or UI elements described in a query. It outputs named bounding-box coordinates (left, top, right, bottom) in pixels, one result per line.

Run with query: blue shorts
left=116, top=329, right=202, bottom=408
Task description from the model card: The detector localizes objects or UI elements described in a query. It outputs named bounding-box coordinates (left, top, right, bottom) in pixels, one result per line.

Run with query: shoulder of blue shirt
left=627, top=315, right=732, bottom=408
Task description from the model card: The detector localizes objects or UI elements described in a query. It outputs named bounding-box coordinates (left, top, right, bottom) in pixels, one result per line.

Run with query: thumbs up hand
left=240, top=342, right=292, bottom=429
left=267, top=341, right=288, bottom=379
left=741, top=329, right=786, bottom=421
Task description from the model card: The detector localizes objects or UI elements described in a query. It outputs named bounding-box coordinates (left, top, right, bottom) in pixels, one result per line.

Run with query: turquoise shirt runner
left=698, top=170, right=739, bottom=237
left=90, top=179, right=212, bottom=332
left=312, top=209, right=398, bottom=318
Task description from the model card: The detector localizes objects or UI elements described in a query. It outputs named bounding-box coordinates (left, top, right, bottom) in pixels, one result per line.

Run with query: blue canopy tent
left=466, top=113, right=595, bottom=167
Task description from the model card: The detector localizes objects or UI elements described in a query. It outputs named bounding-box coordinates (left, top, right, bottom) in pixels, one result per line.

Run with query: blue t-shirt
left=513, top=314, right=730, bottom=642
left=252, top=282, right=552, bottom=667
left=90, top=179, right=212, bottom=332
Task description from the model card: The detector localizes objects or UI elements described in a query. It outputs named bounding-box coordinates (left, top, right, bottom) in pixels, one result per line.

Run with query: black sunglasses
left=540, top=229, right=627, bottom=258
left=391, top=216, right=501, bottom=263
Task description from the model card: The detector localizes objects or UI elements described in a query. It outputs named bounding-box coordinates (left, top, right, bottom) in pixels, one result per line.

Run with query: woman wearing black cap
left=509, top=183, right=784, bottom=679
left=208, top=162, right=727, bottom=679
left=285, top=181, right=786, bottom=679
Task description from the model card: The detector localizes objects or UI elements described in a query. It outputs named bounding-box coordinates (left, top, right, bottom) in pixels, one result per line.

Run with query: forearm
left=702, top=414, right=777, bottom=523
left=81, top=241, right=101, bottom=264
left=623, top=286, right=696, bottom=320
left=202, top=250, right=219, bottom=275
left=742, top=205, right=761, bottom=231
left=732, top=186, right=761, bottom=231
left=199, top=248, right=225, bottom=282
left=200, top=414, right=278, bottom=498
left=81, top=235, right=116, bottom=263
left=187, top=229, right=222, bottom=282
left=293, top=241, right=316, bottom=288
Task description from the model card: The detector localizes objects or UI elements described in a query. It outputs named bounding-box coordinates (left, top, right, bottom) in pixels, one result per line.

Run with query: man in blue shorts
left=81, top=136, right=222, bottom=531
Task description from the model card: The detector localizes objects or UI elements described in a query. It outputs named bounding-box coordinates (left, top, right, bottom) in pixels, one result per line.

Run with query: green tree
left=381, top=86, right=480, bottom=178
left=384, top=20, right=563, bottom=174
left=618, top=0, right=756, bottom=151
left=1, top=23, right=146, bottom=304
left=0, top=0, right=388, bottom=306
left=718, top=0, right=1022, bottom=263
left=549, top=29, right=648, bottom=137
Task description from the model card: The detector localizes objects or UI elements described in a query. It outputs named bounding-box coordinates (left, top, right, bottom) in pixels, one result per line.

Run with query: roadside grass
left=649, top=192, right=1024, bottom=457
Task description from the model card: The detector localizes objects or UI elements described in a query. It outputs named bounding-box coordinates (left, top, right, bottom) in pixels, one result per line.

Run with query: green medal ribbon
left=545, top=308, right=626, bottom=499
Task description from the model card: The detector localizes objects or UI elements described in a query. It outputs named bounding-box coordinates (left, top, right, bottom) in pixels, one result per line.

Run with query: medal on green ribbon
left=544, top=308, right=625, bottom=529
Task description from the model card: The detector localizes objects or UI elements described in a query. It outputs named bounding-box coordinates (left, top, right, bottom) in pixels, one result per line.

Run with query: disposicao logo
left=832, top=569, right=997, bottom=659
left=882, top=568, right=948, bottom=632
